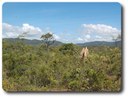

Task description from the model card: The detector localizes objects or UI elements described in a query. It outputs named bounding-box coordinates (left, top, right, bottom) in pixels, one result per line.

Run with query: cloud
left=2, top=23, right=42, bottom=39
left=22, top=23, right=42, bottom=35
left=85, top=34, right=91, bottom=39
left=2, top=23, right=121, bottom=43
left=77, top=35, right=91, bottom=42
left=80, top=24, right=121, bottom=42
left=53, top=34, right=60, bottom=40
left=2, top=23, right=21, bottom=38
left=2, top=23, right=62, bottom=41
left=95, top=35, right=102, bottom=39
left=77, top=37, right=84, bottom=41
left=82, top=24, right=120, bottom=35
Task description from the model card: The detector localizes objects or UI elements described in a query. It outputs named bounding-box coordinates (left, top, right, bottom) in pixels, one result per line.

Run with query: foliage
left=40, top=33, right=55, bottom=51
left=112, top=34, right=121, bottom=47
left=2, top=41, right=122, bottom=92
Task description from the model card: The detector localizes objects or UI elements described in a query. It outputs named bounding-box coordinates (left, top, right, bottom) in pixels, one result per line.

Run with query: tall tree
left=112, top=34, right=121, bottom=47
left=18, top=32, right=28, bottom=39
left=40, top=32, right=55, bottom=51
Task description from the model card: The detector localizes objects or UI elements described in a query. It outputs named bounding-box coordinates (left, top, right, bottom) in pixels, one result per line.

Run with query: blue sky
left=2, top=2, right=121, bottom=43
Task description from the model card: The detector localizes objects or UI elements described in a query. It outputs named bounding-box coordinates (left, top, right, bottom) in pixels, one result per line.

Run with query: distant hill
left=3, top=38, right=63, bottom=46
left=3, top=38, right=121, bottom=47
left=77, top=41, right=121, bottom=47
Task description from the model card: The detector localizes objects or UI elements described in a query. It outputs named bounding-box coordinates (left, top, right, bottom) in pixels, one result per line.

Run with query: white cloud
left=53, top=34, right=60, bottom=40
left=2, top=23, right=62, bottom=41
left=2, top=23, right=121, bottom=43
left=2, top=23, right=21, bottom=38
left=95, top=35, right=102, bottom=39
left=85, top=34, right=91, bottom=39
left=22, top=23, right=42, bottom=35
left=82, top=24, right=120, bottom=35
left=77, top=37, right=84, bottom=41
left=61, top=39, right=70, bottom=43
left=80, top=24, right=121, bottom=42
left=2, top=23, right=43, bottom=39
left=77, top=36, right=90, bottom=43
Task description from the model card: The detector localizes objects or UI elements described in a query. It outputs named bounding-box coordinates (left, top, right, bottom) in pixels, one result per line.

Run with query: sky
left=2, top=2, right=121, bottom=43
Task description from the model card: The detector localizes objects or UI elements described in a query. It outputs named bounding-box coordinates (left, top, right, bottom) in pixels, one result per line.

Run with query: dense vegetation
left=2, top=40, right=122, bottom=92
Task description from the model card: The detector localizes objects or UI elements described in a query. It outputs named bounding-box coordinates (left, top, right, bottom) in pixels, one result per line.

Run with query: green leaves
left=40, top=33, right=55, bottom=51
left=2, top=41, right=121, bottom=92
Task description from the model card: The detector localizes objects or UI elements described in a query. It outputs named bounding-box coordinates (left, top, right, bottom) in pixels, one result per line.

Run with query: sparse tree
left=112, top=34, right=121, bottom=47
left=40, top=32, right=55, bottom=51
left=18, top=32, right=28, bottom=39
left=116, top=34, right=121, bottom=41
left=17, top=32, right=28, bottom=44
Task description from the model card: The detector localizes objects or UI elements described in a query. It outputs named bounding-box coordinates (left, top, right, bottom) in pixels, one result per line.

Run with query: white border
left=0, top=0, right=128, bottom=98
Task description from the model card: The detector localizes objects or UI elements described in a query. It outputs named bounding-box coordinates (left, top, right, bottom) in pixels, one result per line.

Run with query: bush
left=2, top=41, right=121, bottom=91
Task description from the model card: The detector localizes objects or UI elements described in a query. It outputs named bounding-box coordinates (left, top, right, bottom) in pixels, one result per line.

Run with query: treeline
left=2, top=41, right=121, bottom=92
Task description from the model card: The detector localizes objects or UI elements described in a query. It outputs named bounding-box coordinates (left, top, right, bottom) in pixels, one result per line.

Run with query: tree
left=112, top=34, right=121, bottom=47
left=59, top=43, right=75, bottom=55
left=116, top=34, right=121, bottom=41
left=40, top=32, right=55, bottom=51
left=18, top=32, right=28, bottom=39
